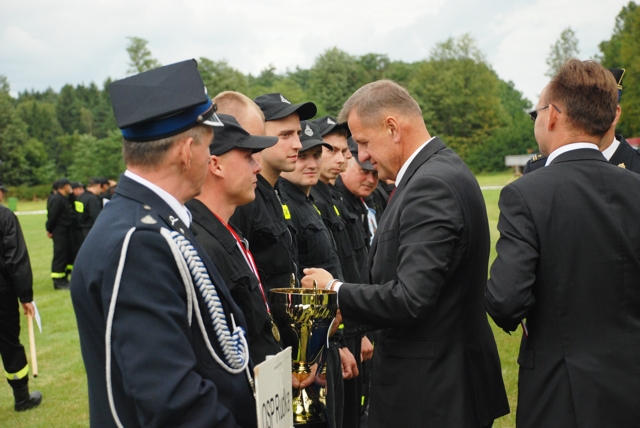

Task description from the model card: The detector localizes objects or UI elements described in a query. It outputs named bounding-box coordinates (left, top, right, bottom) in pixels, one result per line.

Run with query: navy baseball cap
left=210, top=114, right=278, bottom=156
left=300, top=121, right=332, bottom=152
left=348, top=137, right=374, bottom=171
left=254, top=93, right=317, bottom=122
left=109, top=59, right=223, bottom=142
left=312, top=115, right=351, bottom=138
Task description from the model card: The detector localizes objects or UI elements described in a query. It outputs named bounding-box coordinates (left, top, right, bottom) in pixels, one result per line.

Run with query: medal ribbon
left=214, top=214, right=272, bottom=315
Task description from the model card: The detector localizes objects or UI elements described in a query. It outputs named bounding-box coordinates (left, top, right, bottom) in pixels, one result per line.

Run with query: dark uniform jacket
left=609, top=134, right=640, bottom=172
left=338, top=138, right=509, bottom=428
left=311, top=181, right=360, bottom=283
left=187, top=199, right=282, bottom=366
left=70, top=175, right=256, bottom=428
left=335, top=176, right=371, bottom=250
left=486, top=148, right=640, bottom=428
left=75, top=191, right=102, bottom=232
left=524, top=135, right=640, bottom=174
left=333, top=178, right=370, bottom=282
left=230, top=175, right=298, bottom=291
left=0, top=206, right=32, bottom=302
left=46, top=193, right=72, bottom=233
left=278, top=178, right=343, bottom=280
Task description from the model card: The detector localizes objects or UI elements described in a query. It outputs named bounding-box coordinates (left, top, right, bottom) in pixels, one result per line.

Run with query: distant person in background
left=69, top=182, right=84, bottom=263
left=98, top=177, right=111, bottom=202
left=0, top=184, right=43, bottom=411
left=75, top=178, right=103, bottom=240
left=46, top=178, right=73, bottom=290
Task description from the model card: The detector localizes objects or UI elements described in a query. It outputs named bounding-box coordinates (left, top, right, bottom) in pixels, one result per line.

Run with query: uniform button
left=143, top=205, right=151, bottom=210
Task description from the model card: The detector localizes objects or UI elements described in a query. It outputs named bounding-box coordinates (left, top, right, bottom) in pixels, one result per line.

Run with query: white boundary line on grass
left=15, top=210, right=47, bottom=215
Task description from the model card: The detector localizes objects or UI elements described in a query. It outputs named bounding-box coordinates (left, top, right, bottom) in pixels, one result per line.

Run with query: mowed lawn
left=0, top=172, right=521, bottom=427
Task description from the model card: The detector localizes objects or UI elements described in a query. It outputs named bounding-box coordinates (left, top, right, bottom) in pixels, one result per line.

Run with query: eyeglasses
left=528, top=104, right=561, bottom=121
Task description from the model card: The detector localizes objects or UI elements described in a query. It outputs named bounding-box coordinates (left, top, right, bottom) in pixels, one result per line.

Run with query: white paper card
left=254, top=347, right=293, bottom=428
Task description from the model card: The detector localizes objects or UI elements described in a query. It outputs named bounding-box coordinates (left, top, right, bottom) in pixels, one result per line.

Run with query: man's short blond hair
left=338, top=80, right=422, bottom=126
left=213, top=91, right=265, bottom=122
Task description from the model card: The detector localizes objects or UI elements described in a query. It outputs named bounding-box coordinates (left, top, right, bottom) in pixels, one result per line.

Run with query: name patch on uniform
left=282, top=204, right=291, bottom=220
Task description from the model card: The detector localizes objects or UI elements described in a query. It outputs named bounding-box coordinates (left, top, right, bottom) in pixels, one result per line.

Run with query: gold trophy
left=270, top=285, right=338, bottom=426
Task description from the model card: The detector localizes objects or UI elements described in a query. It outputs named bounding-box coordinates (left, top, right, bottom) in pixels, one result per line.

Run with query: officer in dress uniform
left=0, top=185, right=42, bottom=412
left=46, top=178, right=73, bottom=289
left=186, top=114, right=282, bottom=366
left=70, top=59, right=257, bottom=428
left=523, top=68, right=640, bottom=174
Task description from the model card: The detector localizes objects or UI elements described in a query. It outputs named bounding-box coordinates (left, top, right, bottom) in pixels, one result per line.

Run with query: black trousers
left=0, top=288, right=28, bottom=389
left=51, top=226, right=72, bottom=277
left=343, top=334, right=363, bottom=428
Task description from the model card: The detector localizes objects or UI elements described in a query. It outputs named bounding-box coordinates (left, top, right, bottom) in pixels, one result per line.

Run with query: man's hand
left=301, top=268, right=334, bottom=290
left=292, top=363, right=317, bottom=389
left=361, top=335, right=374, bottom=362
left=21, top=302, right=35, bottom=318
left=339, top=347, right=359, bottom=379
left=46, top=232, right=52, bottom=239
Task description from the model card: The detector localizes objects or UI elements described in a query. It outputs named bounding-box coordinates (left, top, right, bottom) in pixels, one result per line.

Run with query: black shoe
left=53, top=278, right=70, bottom=290
left=13, top=386, right=42, bottom=412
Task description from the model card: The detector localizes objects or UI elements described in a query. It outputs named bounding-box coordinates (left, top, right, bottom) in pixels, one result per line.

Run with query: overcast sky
left=0, top=0, right=628, bottom=105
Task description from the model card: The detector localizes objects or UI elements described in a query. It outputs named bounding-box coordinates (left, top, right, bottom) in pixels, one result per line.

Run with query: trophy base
left=293, top=385, right=327, bottom=426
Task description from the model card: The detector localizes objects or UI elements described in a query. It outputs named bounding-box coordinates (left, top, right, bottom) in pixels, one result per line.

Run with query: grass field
left=0, top=172, right=521, bottom=427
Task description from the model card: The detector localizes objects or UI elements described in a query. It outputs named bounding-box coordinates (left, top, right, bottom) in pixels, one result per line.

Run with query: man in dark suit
left=486, top=59, right=640, bottom=427
left=523, top=67, right=640, bottom=174
left=70, top=60, right=257, bottom=428
left=303, top=80, right=509, bottom=428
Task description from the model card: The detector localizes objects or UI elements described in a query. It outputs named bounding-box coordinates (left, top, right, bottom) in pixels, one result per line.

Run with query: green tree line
left=1, top=4, right=638, bottom=188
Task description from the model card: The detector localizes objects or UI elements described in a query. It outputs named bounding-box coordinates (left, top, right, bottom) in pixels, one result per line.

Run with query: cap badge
left=140, top=215, right=157, bottom=225
left=327, top=118, right=336, bottom=125
left=280, top=95, right=291, bottom=104
left=304, top=124, right=313, bottom=137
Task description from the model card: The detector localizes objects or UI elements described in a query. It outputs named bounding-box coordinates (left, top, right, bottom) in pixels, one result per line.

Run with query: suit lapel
left=367, top=138, right=446, bottom=268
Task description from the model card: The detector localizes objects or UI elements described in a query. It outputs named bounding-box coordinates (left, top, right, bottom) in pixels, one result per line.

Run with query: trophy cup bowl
left=270, top=287, right=338, bottom=426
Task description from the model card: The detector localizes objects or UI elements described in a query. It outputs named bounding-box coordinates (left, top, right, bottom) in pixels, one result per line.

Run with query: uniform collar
left=601, top=137, right=620, bottom=161
left=124, top=170, right=192, bottom=227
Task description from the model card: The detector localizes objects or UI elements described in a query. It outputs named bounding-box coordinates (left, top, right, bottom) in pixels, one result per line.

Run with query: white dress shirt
left=601, top=137, right=620, bottom=161
left=545, top=143, right=600, bottom=166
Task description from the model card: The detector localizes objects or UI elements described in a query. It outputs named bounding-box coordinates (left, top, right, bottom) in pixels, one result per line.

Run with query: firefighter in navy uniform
left=524, top=68, right=640, bottom=175
left=0, top=185, right=43, bottom=411
left=310, top=117, right=373, bottom=428
left=186, top=114, right=282, bottom=366
left=70, top=60, right=256, bottom=428
left=335, top=140, right=379, bottom=250
left=230, top=93, right=317, bottom=293
left=46, top=178, right=73, bottom=289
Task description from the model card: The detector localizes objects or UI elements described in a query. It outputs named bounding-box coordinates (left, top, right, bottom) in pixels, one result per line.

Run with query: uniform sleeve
left=46, top=197, right=62, bottom=232
left=87, top=195, right=102, bottom=224
left=2, top=211, right=33, bottom=302
left=109, top=230, right=243, bottom=428
left=339, top=174, right=464, bottom=327
left=485, top=184, right=539, bottom=332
